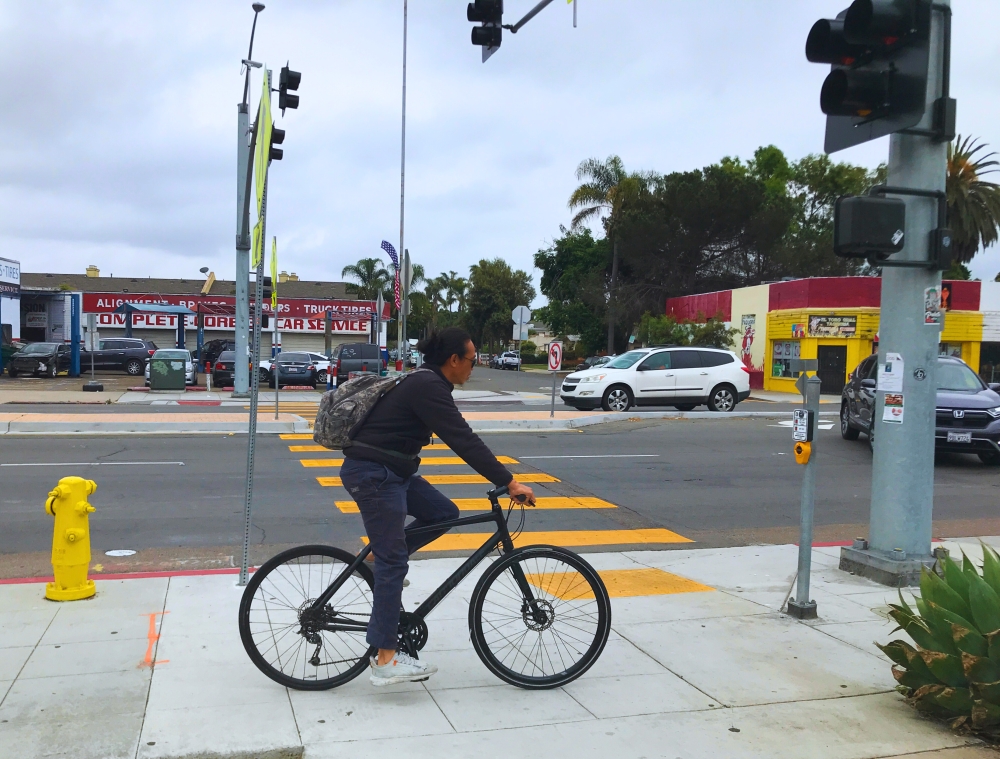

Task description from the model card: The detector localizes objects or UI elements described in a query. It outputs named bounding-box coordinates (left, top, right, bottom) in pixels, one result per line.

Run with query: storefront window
left=771, top=340, right=801, bottom=378
left=939, top=343, right=962, bottom=359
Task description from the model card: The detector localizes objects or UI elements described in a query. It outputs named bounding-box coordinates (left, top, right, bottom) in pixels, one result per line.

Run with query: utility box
left=149, top=356, right=186, bottom=390
left=834, top=196, right=906, bottom=259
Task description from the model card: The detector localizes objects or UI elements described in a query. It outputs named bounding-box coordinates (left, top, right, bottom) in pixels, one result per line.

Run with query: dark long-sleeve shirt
left=343, top=366, right=514, bottom=486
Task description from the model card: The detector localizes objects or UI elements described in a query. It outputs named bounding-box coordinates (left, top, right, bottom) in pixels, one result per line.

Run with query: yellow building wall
left=764, top=308, right=879, bottom=393
left=941, top=311, right=983, bottom=372
left=729, top=284, right=771, bottom=371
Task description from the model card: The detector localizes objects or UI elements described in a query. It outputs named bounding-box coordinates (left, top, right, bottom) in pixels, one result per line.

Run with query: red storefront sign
left=82, top=293, right=387, bottom=333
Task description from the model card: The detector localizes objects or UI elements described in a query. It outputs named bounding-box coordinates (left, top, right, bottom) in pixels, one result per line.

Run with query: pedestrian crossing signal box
left=792, top=409, right=815, bottom=443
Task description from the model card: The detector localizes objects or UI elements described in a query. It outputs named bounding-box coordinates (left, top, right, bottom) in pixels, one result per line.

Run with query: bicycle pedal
left=414, top=676, right=429, bottom=682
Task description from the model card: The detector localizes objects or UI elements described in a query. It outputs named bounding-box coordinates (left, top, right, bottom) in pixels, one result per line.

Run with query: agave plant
left=878, top=545, right=1000, bottom=732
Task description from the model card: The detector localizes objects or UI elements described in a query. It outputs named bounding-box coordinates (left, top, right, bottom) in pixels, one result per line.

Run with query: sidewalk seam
left=0, top=603, right=61, bottom=709
left=134, top=575, right=171, bottom=759
left=422, top=683, right=458, bottom=733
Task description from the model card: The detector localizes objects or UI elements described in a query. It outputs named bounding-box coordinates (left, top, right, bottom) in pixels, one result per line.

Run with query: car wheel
left=673, top=404, right=697, bottom=411
left=7, top=367, right=16, bottom=378
left=125, top=358, right=143, bottom=376
left=840, top=402, right=860, bottom=440
left=978, top=451, right=1000, bottom=466
left=47, top=363, right=58, bottom=378
left=601, top=385, right=633, bottom=412
left=707, top=384, right=736, bottom=412
left=317, top=370, right=327, bottom=384
left=868, top=425, right=875, bottom=454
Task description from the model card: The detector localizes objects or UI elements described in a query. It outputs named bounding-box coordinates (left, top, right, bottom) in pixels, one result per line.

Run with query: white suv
left=560, top=346, right=751, bottom=412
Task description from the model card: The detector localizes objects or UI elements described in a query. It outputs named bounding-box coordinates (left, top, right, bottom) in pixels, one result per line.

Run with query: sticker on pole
left=882, top=393, right=904, bottom=424
left=547, top=341, right=563, bottom=372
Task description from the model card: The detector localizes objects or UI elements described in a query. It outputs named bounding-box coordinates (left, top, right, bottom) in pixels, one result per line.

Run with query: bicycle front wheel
left=239, top=544, right=375, bottom=690
left=469, top=545, right=611, bottom=689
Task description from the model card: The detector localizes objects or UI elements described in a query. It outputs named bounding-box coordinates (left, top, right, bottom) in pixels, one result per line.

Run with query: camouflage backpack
left=313, top=370, right=430, bottom=452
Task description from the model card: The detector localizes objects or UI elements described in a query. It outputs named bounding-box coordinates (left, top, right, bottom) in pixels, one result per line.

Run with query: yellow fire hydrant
left=44, top=476, right=97, bottom=601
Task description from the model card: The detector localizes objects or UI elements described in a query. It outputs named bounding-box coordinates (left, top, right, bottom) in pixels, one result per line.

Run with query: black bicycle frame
left=310, top=489, right=544, bottom=631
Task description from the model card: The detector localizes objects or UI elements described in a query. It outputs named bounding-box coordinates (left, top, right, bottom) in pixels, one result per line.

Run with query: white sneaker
left=369, top=651, right=438, bottom=687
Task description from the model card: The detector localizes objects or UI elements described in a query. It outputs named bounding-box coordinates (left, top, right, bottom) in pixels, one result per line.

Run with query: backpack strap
left=343, top=439, right=419, bottom=461
left=345, top=367, right=438, bottom=454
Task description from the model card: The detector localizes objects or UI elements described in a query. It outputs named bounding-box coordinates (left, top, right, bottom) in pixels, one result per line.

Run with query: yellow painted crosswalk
left=287, top=427, right=695, bottom=553
left=301, top=455, right=518, bottom=468
left=316, top=473, right=560, bottom=487
left=362, top=529, right=691, bottom=552
left=334, top=496, right=616, bottom=514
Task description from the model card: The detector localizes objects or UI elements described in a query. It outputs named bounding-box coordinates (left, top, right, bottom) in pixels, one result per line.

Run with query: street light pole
left=235, top=3, right=264, bottom=398
left=397, top=0, right=408, bottom=371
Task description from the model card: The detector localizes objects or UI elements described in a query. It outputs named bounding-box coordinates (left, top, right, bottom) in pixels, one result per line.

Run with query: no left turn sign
left=547, top=341, right=563, bottom=372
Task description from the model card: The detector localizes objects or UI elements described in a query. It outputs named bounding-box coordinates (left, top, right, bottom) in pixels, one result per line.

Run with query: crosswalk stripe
left=334, top=496, right=617, bottom=513
left=289, top=443, right=453, bottom=453
left=529, top=568, right=712, bottom=599
left=280, top=434, right=315, bottom=440
left=300, top=455, right=518, bottom=468
left=360, top=528, right=691, bottom=552
left=317, top=473, right=560, bottom=487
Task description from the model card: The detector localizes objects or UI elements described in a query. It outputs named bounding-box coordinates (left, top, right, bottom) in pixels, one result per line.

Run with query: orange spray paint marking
left=139, top=611, right=169, bottom=668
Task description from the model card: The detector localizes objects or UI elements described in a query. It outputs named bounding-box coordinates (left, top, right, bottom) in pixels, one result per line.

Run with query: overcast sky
left=2, top=0, right=999, bottom=303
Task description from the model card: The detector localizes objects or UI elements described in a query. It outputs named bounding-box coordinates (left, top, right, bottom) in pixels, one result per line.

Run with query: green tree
left=947, top=135, right=1000, bottom=263
left=533, top=227, right=610, bottom=354
left=636, top=312, right=737, bottom=350
left=568, top=155, right=656, bottom=354
left=465, top=258, right=536, bottom=351
left=341, top=258, right=392, bottom=300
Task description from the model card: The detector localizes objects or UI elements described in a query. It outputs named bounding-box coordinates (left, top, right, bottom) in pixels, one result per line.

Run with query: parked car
left=197, top=339, right=236, bottom=370
left=83, top=338, right=158, bottom=376
left=269, top=351, right=320, bottom=389
left=144, top=349, right=195, bottom=386
left=497, top=351, right=521, bottom=370
left=211, top=350, right=243, bottom=388
left=306, top=352, right=333, bottom=384
left=560, top=346, right=751, bottom=412
left=578, top=355, right=614, bottom=371
left=331, top=343, right=383, bottom=384
left=841, top=354, right=1000, bottom=464
left=7, top=342, right=71, bottom=378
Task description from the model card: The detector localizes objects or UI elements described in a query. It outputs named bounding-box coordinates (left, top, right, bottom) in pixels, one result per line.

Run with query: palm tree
left=341, top=258, right=391, bottom=301
left=568, top=155, right=655, bottom=353
left=440, top=271, right=469, bottom=312
left=947, top=136, right=1000, bottom=263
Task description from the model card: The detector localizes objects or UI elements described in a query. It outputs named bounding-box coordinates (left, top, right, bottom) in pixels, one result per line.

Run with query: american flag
left=381, top=240, right=399, bottom=270
left=381, top=240, right=401, bottom=309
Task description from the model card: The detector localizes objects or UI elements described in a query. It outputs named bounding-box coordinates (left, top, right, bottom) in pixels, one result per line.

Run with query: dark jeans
left=340, top=458, right=460, bottom=651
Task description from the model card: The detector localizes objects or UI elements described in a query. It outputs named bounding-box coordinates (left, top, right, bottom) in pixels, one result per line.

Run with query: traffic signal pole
left=840, top=0, right=950, bottom=586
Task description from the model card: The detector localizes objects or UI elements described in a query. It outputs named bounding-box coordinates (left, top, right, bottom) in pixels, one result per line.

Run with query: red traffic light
left=806, top=18, right=865, bottom=65
left=843, top=0, right=916, bottom=47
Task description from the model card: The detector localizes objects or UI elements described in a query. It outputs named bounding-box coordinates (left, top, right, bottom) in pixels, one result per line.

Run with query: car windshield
left=218, top=351, right=235, bottom=361
left=154, top=350, right=191, bottom=360
left=277, top=353, right=310, bottom=363
left=19, top=343, right=58, bottom=354
left=605, top=350, right=648, bottom=369
left=937, top=361, right=984, bottom=392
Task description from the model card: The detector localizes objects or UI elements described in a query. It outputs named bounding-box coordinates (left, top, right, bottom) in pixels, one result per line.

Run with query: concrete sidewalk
left=2, top=539, right=995, bottom=759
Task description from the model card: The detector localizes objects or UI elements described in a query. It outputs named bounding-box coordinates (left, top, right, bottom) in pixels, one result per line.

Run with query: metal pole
left=397, top=0, right=407, bottom=371
left=550, top=370, right=557, bottom=418
left=240, top=78, right=270, bottom=586
left=235, top=103, right=251, bottom=397
left=402, top=248, right=410, bottom=362
left=789, top=375, right=820, bottom=618
left=843, top=1, right=950, bottom=583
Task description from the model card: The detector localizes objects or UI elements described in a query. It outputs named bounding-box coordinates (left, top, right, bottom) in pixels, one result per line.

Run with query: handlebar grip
left=488, top=484, right=510, bottom=499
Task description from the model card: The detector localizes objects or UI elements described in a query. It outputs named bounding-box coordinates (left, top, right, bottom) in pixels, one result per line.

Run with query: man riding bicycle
left=341, top=327, right=536, bottom=686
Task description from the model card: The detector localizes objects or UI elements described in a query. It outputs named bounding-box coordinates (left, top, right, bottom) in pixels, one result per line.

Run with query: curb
left=469, top=409, right=835, bottom=432
left=0, top=418, right=313, bottom=435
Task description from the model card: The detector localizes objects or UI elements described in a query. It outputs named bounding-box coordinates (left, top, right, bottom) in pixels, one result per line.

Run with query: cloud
left=1, top=0, right=998, bottom=296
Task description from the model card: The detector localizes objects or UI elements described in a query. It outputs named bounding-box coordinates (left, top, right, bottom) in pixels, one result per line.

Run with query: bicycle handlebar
left=488, top=484, right=510, bottom=499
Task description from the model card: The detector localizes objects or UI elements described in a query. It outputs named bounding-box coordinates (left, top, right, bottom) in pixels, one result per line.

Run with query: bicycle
left=238, top=484, right=612, bottom=690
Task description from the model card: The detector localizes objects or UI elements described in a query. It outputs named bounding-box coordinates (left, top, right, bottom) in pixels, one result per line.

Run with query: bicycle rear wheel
left=239, top=544, right=375, bottom=690
left=469, top=545, right=611, bottom=689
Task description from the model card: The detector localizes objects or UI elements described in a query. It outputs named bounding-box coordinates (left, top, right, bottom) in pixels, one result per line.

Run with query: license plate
left=286, top=367, right=302, bottom=373
left=947, top=432, right=972, bottom=444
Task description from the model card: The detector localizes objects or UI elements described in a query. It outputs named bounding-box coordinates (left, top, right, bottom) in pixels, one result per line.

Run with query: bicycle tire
left=469, top=545, right=611, bottom=689
left=239, top=544, right=375, bottom=690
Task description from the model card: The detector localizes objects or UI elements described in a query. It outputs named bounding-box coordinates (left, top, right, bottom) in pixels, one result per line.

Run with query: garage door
left=279, top=333, right=326, bottom=353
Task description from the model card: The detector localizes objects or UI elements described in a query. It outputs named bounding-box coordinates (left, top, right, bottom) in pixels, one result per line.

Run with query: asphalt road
left=2, top=417, right=997, bottom=577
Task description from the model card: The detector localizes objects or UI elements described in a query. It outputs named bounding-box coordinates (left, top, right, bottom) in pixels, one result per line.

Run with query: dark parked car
left=841, top=354, right=1000, bottom=464
left=211, top=350, right=241, bottom=388
left=331, top=343, right=383, bottom=384
left=82, top=338, right=158, bottom=376
left=8, top=342, right=71, bottom=378
left=198, top=339, right=236, bottom=370
left=269, top=352, right=319, bottom=389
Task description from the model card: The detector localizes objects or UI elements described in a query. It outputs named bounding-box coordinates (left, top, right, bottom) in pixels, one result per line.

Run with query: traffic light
left=261, top=276, right=273, bottom=303
left=468, top=0, right=502, bottom=55
left=806, top=0, right=951, bottom=153
left=269, top=126, right=284, bottom=162
left=278, top=64, right=301, bottom=116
